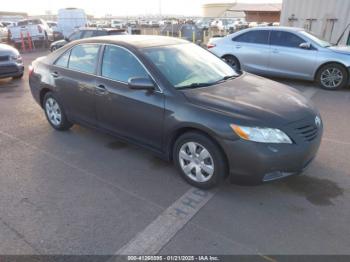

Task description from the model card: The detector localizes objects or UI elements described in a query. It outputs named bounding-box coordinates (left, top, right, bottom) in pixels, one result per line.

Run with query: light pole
left=159, top=0, right=162, bottom=18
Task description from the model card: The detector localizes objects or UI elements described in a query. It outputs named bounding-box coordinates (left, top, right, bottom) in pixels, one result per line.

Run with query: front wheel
left=43, top=92, right=73, bottom=131
left=12, top=73, right=23, bottom=79
left=222, top=55, right=240, bottom=72
left=173, top=132, right=227, bottom=189
left=317, top=63, right=348, bottom=90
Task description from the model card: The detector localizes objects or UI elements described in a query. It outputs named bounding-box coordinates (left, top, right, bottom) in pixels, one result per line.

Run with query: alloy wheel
left=223, top=56, right=238, bottom=71
left=178, top=142, right=215, bottom=183
left=320, top=68, right=343, bottom=89
left=45, top=97, right=62, bottom=126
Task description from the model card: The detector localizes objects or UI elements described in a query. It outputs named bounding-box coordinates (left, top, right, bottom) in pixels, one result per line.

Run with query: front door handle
left=236, top=45, right=242, bottom=49
left=96, top=84, right=108, bottom=95
left=272, top=49, right=279, bottom=54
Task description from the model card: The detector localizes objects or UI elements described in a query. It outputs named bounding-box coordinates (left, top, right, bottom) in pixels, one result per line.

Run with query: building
left=202, top=2, right=281, bottom=22
left=280, top=0, right=350, bottom=45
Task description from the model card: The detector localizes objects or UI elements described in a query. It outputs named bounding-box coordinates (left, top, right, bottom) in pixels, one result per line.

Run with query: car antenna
left=336, top=23, right=350, bottom=46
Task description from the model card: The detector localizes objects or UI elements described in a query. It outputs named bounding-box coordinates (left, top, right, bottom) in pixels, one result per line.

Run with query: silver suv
left=208, top=27, right=350, bottom=90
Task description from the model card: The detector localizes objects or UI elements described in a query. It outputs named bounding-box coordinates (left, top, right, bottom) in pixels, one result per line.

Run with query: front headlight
left=231, top=124, right=292, bottom=144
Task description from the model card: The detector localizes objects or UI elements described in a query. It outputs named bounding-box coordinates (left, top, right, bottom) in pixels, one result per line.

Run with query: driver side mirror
left=299, top=42, right=311, bottom=49
left=128, top=77, right=155, bottom=91
left=64, top=36, right=70, bottom=42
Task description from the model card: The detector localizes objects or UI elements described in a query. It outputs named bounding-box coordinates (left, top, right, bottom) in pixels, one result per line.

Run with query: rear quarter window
left=54, top=51, right=71, bottom=68
left=233, top=30, right=269, bottom=45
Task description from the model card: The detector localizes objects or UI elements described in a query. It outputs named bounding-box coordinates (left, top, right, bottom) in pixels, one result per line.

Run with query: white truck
left=8, top=19, right=53, bottom=47
left=111, top=19, right=125, bottom=29
left=57, top=8, right=88, bottom=38
left=0, top=22, right=8, bottom=42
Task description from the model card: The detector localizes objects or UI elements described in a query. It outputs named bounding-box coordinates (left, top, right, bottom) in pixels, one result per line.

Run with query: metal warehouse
left=280, top=0, right=350, bottom=45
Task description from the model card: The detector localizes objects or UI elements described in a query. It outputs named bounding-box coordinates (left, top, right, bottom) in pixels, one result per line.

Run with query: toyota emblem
left=315, top=116, right=322, bottom=128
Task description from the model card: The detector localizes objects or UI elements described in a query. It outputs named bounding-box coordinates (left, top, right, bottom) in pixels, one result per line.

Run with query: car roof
left=245, top=26, right=304, bottom=32
left=74, top=35, right=189, bottom=48
left=80, top=27, right=125, bottom=32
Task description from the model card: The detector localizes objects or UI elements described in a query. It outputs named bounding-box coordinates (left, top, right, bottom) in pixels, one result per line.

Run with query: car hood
left=181, top=73, right=317, bottom=127
left=0, top=43, right=18, bottom=56
left=328, top=46, right=350, bottom=55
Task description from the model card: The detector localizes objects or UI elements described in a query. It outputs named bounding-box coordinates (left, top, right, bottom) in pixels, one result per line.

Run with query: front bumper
left=218, top=120, right=323, bottom=183
left=0, top=62, right=24, bottom=78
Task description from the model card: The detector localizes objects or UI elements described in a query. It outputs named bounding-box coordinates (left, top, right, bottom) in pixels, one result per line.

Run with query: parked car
left=57, top=8, right=88, bottom=38
left=50, top=28, right=127, bottom=51
left=208, top=27, right=350, bottom=90
left=0, top=22, right=8, bottom=42
left=47, top=21, right=64, bottom=41
left=148, top=21, right=159, bottom=28
left=111, top=20, right=125, bottom=29
left=29, top=35, right=323, bottom=188
left=0, top=43, right=24, bottom=79
left=196, top=19, right=211, bottom=30
left=1, top=21, right=16, bottom=28
left=8, top=19, right=53, bottom=47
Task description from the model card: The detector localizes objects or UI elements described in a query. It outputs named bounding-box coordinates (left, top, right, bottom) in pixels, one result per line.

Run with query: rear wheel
left=173, top=132, right=227, bottom=189
left=43, top=92, right=73, bottom=131
left=317, top=63, right=348, bottom=90
left=222, top=55, right=240, bottom=71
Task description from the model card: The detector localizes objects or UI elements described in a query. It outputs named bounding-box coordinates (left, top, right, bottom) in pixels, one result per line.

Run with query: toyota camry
left=29, top=35, right=323, bottom=189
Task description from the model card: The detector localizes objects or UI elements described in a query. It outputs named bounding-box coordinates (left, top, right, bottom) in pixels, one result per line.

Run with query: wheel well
left=168, top=127, right=229, bottom=174
left=39, top=88, right=51, bottom=108
left=221, top=54, right=240, bottom=66
left=314, top=62, right=348, bottom=80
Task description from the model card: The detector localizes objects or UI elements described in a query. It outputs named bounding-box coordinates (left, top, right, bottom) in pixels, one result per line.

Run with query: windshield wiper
left=177, top=82, right=214, bottom=90
left=222, top=75, right=236, bottom=81
left=177, top=75, right=237, bottom=90
left=213, top=75, right=237, bottom=84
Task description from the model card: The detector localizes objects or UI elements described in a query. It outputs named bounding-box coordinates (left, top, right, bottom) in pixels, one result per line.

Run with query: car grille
left=295, top=124, right=318, bottom=142
left=0, top=55, right=9, bottom=62
left=0, top=65, right=18, bottom=74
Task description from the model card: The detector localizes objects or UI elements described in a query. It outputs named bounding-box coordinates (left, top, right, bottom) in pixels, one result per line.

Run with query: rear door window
left=233, top=30, right=269, bottom=45
left=82, top=30, right=95, bottom=38
left=68, top=44, right=100, bottom=74
left=68, top=31, right=83, bottom=41
left=101, top=45, right=149, bottom=82
left=270, top=31, right=305, bottom=48
left=93, top=30, right=108, bottom=36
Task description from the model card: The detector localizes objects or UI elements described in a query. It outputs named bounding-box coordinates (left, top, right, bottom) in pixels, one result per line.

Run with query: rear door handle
left=51, top=71, right=59, bottom=78
left=95, top=84, right=108, bottom=95
left=272, top=49, right=279, bottom=54
left=236, top=45, right=242, bottom=49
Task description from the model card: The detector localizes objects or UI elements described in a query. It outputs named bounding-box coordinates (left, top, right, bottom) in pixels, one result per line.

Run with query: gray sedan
left=208, top=27, right=350, bottom=90
left=0, top=43, right=24, bottom=79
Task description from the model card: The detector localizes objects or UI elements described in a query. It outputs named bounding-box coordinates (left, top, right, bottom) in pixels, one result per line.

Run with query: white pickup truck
left=8, top=19, right=53, bottom=47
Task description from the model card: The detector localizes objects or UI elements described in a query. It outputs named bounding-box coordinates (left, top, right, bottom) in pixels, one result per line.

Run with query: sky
left=2, top=0, right=282, bottom=17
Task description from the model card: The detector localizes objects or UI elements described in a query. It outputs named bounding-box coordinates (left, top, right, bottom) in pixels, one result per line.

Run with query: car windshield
left=142, top=43, right=238, bottom=89
left=300, top=31, right=332, bottom=47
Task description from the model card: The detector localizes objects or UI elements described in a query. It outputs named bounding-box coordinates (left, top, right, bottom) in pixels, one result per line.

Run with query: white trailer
left=57, top=8, right=87, bottom=38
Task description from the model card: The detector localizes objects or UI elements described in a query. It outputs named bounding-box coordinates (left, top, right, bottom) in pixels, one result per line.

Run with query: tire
left=173, top=132, right=228, bottom=189
left=316, top=63, right=348, bottom=90
left=51, top=46, right=57, bottom=52
left=222, top=55, right=240, bottom=72
left=43, top=92, right=73, bottom=131
left=12, top=73, right=23, bottom=79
